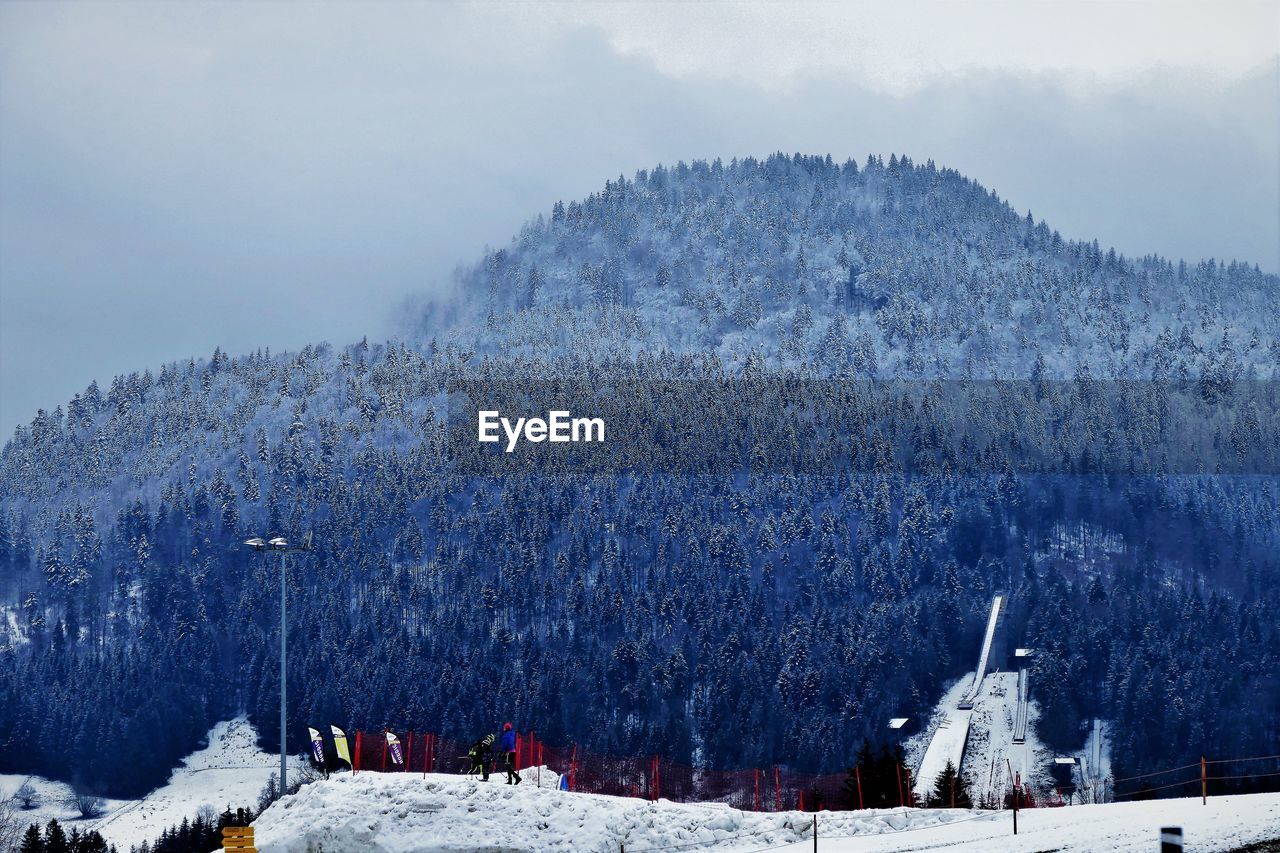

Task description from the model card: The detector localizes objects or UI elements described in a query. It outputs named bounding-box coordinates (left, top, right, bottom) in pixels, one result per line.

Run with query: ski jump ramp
left=1012, top=667, right=1030, bottom=744
left=913, top=594, right=1004, bottom=801
left=959, top=594, right=1003, bottom=710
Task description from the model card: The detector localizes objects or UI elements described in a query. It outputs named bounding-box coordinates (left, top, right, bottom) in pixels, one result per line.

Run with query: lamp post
left=244, top=532, right=312, bottom=794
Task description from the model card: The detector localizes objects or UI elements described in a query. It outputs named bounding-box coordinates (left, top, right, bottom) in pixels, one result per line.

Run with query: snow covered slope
left=960, top=672, right=1053, bottom=806
left=909, top=672, right=1052, bottom=806
left=253, top=772, right=976, bottom=853
left=1076, top=719, right=1113, bottom=804
left=2, top=717, right=301, bottom=850
left=912, top=704, right=972, bottom=803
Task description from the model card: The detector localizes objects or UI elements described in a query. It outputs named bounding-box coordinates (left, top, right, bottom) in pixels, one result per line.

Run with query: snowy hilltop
left=424, top=153, right=1278, bottom=381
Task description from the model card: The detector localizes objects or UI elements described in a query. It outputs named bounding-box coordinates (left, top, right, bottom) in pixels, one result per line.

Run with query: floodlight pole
left=279, top=546, right=287, bottom=792
left=245, top=534, right=312, bottom=796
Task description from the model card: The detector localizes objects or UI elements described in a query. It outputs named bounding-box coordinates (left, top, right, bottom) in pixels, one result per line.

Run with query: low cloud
left=1, top=2, right=1276, bottom=435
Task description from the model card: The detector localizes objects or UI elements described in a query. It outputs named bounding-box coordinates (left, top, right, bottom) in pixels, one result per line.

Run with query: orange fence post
left=754, top=768, right=760, bottom=812
left=1201, top=755, right=1207, bottom=805
left=855, top=765, right=864, bottom=810
left=354, top=731, right=362, bottom=776
left=895, top=763, right=904, bottom=808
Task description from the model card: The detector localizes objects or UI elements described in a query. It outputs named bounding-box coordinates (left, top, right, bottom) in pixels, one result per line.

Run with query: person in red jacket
left=501, top=722, right=520, bottom=785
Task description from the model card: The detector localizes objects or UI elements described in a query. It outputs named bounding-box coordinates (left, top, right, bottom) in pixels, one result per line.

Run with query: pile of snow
left=253, top=771, right=976, bottom=853
left=2, top=717, right=301, bottom=850
left=254, top=772, right=1280, bottom=852
left=516, top=765, right=562, bottom=789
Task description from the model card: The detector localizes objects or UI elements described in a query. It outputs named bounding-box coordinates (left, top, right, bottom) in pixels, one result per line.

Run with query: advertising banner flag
left=307, top=726, right=325, bottom=764
left=386, top=730, right=404, bottom=765
left=332, top=725, right=352, bottom=766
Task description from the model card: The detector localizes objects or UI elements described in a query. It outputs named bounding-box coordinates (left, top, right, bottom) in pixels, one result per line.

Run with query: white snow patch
left=0, top=605, right=29, bottom=646
left=2, top=716, right=302, bottom=850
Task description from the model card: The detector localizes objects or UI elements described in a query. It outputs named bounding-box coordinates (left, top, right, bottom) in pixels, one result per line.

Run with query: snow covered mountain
left=1, top=153, right=1276, bottom=804
left=424, top=153, right=1278, bottom=380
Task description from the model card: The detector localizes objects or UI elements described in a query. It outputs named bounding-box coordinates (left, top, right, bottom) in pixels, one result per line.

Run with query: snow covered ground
left=816, top=793, right=1280, bottom=852
left=253, top=771, right=1280, bottom=853
left=253, top=771, right=977, bottom=853
left=1, top=717, right=301, bottom=850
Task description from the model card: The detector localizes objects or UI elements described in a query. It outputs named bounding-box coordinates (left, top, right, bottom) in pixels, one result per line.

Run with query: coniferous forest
left=0, top=154, right=1276, bottom=797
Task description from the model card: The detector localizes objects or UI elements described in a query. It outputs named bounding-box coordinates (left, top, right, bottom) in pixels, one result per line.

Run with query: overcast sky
left=1, top=0, right=1277, bottom=437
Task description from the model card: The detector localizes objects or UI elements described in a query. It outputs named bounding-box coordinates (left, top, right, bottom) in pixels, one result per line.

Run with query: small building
left=886, top=716, right=918, bottom=737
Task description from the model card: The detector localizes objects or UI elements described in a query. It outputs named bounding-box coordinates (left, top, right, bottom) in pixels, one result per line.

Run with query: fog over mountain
left=1, top=1, right=1276, bottom=436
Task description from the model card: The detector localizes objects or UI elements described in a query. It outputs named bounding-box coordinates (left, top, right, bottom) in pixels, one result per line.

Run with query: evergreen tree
left=44, top=821, right=70, bottom=853
left=19, top=823, right=44, bottom=853
left=929, top=759, right=971, bottom=808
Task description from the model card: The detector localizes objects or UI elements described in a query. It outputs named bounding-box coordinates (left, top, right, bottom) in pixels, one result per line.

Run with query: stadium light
left=242, top=532, right=313, bottom=794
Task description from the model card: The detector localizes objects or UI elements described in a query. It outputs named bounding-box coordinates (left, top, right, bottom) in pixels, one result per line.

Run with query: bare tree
left=288, top=761, right=323, bottom=795
left=12, top=780, right=38, bottom=810
left=65, top=790, right=106, bottom=819
left=0, top=795, right=21, bottom=851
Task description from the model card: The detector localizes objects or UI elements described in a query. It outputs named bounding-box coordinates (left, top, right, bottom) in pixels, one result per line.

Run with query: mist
left=1, top=1, right=1276, bottom=437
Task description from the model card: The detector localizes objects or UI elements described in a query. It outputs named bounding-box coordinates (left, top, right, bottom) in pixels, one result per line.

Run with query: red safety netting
left=344, top=730, right=919, bottom=812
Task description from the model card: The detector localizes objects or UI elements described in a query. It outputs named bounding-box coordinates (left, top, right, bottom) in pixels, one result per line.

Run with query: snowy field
left=815, top=794, right=1280, bottom=852
left=253, top=771, right=1280, bottom=852
left=2, top=717, right=301, bottom=850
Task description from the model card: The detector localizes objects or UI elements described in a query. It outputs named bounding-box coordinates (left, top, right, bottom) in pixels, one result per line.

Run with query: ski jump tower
left=958, top=593, right=1005, bottom=710
left=913, top=592, right=1009, bottom=801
